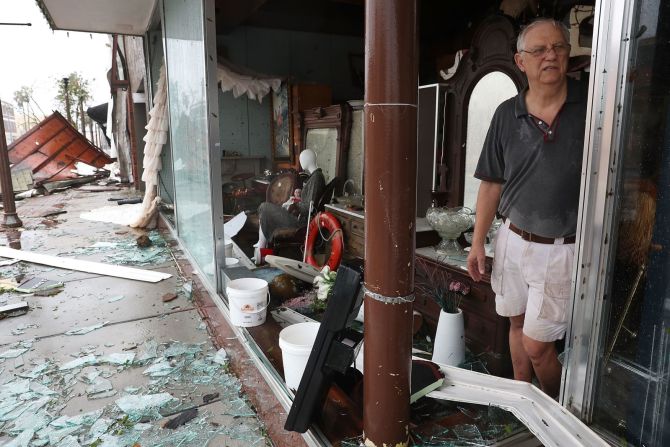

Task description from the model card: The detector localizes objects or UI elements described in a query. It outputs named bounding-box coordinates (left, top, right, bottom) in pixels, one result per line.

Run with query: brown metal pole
left=126, top=90, right=140, bottom=189
left=363, top=0, right=418, bottom=446
left=79, top=97, right=86, bottom=136
left=63, top=77, right=72, bottom=124
left=0, top=102, right=23, bottom=228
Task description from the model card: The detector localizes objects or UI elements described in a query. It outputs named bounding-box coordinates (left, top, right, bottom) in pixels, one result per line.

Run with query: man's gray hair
left=516, top=18, right=570, bottom=52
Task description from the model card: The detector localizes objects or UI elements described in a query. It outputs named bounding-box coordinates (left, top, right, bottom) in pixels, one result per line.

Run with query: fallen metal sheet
left=0, top=247, right=171, bottom=283
left=15, top=277, right=64, bottom=293
left=42, top=176, right=99, bottom=193
left=78, top=185, right=122, bottom=192
left=7, top=111, right=112, bottom=185
left=0, top=302, right=29, bottom=317
left=428, top=364, right=609, bottom=447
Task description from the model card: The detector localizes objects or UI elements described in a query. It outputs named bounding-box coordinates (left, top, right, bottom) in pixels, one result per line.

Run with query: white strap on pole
left=303, top=200, right=314, bottom=263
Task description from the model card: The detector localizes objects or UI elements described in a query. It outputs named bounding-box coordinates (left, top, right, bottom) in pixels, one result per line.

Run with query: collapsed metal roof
left=7, top=111, right=113, bottom=185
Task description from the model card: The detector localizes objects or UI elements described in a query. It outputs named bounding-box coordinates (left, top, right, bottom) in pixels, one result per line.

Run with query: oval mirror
left=464, top=71, right=517, bottom=210
left=305, top=128, right=338, bottom=183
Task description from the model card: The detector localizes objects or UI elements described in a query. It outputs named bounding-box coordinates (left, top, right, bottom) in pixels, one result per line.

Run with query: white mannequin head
left=299, top=149, right=318, bottom=174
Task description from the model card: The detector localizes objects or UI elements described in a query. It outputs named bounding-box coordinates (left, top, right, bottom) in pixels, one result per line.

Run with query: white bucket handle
left=240, top=291, right=270, bottom=314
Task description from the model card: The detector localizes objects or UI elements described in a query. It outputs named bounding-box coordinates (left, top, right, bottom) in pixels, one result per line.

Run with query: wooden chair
left=245, top=172, right=299, bottom=231
left=271, top=177, right=341, bottom=259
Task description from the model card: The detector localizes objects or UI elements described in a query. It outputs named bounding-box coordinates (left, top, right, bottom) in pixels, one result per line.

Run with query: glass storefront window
left=591, top=1, right=670, bottom=445
left=164, top=0, right=216, bottom=282
left=147, top=23, right=175, bottom=213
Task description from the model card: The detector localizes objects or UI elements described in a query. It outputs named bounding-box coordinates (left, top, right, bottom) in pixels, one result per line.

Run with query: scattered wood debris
left=162, top=293, right=178, bottom=303
left=203, top=392, right=220, bottom=404
left=162, top=408, right=198, bottom=429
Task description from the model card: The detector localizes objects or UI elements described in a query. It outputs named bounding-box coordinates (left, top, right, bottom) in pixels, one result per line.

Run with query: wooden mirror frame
left=298, top=104, right=352, bottom=188
left=437, top=15, right=527, bottom=207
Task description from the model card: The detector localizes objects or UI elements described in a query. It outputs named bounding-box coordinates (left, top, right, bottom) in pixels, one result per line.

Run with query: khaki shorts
left=490, top=220, right=575, bottom=342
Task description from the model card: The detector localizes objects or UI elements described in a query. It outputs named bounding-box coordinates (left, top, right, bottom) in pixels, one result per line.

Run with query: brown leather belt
left=505, top=219, right=576, bottom=244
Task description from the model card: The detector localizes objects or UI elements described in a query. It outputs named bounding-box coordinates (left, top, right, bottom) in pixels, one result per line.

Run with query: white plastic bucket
left=278, top=322, right=320, bottom=390
left=224, top=239, right=233, bottom=257
left=227, top=278, right=269, bottom=327
left=225, top=257, right=240, bottom=267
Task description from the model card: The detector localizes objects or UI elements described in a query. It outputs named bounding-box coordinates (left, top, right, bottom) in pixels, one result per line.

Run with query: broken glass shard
left=99, top=352, right=135, bottom=365
left=3, top=428, right=35, bottom=447
left=50, top=409, right=103, bottom=429
left=86, top=377, right=113, bottom=396
left=85, top=417, right=113, bottom=443
left=0, top=347, right=29, bottom=359
left=182, top=281, right=193, bottom=299
left=65, top=322, right=109, bottom=336
left=1, top=378, right=30, bottom=397
left=17, top=362, right=51, bottom=379
left=2, top=396, right=49, bottom=422
left=115, top=392, right=176, bottom=421
left=142, top=359, right=176, bottom=377
left=8, top=409, right=50, bottom=435
left=91, top=242, right=118, bottom=248
left=453, top=423, right=484, bottom=442
left=79, top=368, right=101, bottom=384
left=136, top=339, right=158, bottom=363
left=59, top=355, right=97, bottom=371
left=212, top=348, right=228, bottom=365
left=30, top=382, right=56, bottom=396
left=107, top=295, right=124, bottom=303
left=164, top=342, right=202, bottom=358
left=10, top=323, right=39, bottom=336
left=55, top=435, right=82, bottom=447
left=87, top=389, right=117, bottom=400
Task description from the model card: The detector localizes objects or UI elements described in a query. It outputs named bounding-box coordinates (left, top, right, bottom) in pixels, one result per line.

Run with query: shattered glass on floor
left=0, top=339, right=267, bottom=446
left=405, top=398, right=525, bottom=446
left=56, top=230, right=172, bottom=267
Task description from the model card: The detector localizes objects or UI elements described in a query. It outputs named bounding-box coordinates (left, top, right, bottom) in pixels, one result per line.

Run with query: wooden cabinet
left=415, top=249, right=512, bottom=378
left=325, top=204, right=365, bottom=260
left=325, top=203, right=512, bottom=377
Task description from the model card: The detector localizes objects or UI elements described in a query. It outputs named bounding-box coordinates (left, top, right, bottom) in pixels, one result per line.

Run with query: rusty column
left=363, top=0, right=418, bottom=446
left=0, top=102, right=22, bottom=228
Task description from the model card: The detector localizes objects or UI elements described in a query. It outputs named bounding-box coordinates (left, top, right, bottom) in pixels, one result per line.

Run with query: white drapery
left=130, top=64, right=168, bottom=228
left=217, top=62, right=282, bottom=103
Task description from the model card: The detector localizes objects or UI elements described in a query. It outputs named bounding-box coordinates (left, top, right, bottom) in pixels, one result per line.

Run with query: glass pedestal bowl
left=425, top=206, right=474, bottom=256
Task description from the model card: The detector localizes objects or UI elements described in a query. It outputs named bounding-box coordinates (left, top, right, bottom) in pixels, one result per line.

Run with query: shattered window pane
left=0, top=336, right=268, bottom=446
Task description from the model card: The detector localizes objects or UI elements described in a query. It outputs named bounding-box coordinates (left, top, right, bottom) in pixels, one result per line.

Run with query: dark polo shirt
left=474, top=79, right=587, bottom=238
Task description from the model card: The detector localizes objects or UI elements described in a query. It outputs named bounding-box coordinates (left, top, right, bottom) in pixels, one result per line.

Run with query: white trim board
left=0, top=247, right=171, bottom=283
left=428, top=363, right=608, bottom=447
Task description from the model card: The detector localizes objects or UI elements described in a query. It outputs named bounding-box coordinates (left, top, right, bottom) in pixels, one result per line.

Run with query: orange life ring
left=305, top=212, right=344, bottom=271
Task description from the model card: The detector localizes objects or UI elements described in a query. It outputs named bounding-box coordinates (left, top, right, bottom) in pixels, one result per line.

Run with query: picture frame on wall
left=272, top=81, right=291, bottom=161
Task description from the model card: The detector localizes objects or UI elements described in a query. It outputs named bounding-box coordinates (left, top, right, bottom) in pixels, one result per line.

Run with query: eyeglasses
left=520, top=43, right=571, bottom=58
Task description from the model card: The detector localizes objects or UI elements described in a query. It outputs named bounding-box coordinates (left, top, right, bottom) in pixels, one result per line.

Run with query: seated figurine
left=254, top=149, right=325, bottom=263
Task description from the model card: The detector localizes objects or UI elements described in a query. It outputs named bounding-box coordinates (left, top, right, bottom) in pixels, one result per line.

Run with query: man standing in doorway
left=466, top=18, right=586, bottom=398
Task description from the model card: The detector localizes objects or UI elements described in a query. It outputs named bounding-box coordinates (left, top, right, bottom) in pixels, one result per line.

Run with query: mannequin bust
left=254, top=149, right=326, bottom=263
left=299, top=149, right=318, bottom=174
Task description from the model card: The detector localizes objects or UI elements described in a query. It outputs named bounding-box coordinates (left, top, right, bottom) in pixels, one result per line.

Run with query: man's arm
left=467, top=181, right=502, bottom=282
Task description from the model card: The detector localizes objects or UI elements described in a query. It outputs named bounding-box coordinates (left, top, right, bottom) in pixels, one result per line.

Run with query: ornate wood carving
left=439, top=15, right=526, bottom=206
left=300, top=104, right=352, bottom=185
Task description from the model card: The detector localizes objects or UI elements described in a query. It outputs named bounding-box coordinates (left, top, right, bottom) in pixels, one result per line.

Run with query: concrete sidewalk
left=0, top=186, right=276, bottom=446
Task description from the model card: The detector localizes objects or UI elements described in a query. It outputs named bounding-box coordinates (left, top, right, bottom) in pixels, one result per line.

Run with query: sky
left=0, top=1, right=111, bottom=119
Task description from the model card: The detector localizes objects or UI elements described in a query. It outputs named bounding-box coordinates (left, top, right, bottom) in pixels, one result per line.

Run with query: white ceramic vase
left=431, top=309, right=465, bottom=366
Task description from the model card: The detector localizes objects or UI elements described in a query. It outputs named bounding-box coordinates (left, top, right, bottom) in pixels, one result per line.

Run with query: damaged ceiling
left=36, top=0, right=157, bottom=35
